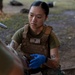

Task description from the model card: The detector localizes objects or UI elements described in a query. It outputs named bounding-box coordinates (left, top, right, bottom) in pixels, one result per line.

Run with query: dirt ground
left=0, top=3, right=75, bottom=75
left=48, top=10, right=75, bottom=75
left=48, top=10, right=75, bottom=70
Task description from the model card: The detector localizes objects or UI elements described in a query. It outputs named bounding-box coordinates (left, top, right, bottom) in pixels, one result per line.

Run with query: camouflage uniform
left=12, top=24, right=64, bottom=75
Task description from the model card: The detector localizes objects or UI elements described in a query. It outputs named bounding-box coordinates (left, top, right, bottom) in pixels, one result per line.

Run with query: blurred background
left=0, top=0, right=75, bottom=75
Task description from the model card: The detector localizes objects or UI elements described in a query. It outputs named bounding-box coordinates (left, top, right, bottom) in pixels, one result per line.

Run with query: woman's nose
left=32, top=16, right=37, bottom=22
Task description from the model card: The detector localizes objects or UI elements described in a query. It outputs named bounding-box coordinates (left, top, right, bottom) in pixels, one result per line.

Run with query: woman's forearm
left=44, top=58, right=60, bottom=69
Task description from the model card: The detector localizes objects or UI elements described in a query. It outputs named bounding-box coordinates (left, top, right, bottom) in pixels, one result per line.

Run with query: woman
left=8, top=1, right=64, bottom=75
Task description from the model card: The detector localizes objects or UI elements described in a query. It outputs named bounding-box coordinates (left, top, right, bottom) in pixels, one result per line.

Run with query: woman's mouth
left=31, top=23, right=37, bottom=25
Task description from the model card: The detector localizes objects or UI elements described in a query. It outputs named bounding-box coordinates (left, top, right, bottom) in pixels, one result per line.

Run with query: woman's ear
left=45, top=16, right=48, bottom=21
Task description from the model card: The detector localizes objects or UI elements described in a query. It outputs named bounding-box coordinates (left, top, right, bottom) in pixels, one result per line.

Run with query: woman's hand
left=29, top=54, right=47, bottom=69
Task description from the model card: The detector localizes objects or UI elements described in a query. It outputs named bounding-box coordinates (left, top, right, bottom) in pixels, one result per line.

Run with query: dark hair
left=29, top=1, right=49, bottom=16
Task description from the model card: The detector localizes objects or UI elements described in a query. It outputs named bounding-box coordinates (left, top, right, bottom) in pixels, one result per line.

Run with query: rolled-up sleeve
left=12, top=27, right=24, bottom=45
left=49, top=31, right=60, bottom=49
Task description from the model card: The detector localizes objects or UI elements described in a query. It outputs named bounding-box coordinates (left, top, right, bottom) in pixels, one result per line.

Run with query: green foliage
left=1, top=0, right=75, bottom=31
left=0, top=14, right=28, bottom=31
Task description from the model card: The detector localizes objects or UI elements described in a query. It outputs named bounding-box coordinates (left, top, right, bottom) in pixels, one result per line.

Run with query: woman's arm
left=9, top=43, right=24, bottom=75
left=9, top=40, right=19, bottom=50
left=8, top=27, right=24, bottom=50
left=7, top=40, right=19, bottom=55
left=45, top=47, right=60, bottom=69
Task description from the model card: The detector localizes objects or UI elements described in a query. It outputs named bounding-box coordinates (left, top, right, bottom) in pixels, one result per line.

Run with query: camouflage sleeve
left=12, top=27, right=24, bottom=45
left=50, top=31, right=60, bottom=49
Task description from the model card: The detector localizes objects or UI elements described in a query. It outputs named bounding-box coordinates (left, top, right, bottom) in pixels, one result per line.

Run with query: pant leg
left=41, top=68, right=65, bottom=75
left=31, top=72, right=42, bottom=75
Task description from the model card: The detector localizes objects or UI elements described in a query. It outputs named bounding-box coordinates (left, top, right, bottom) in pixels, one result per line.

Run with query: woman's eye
left=30, top=14, right=33, bottom=17
left=37, top=16, right=42, bottom=19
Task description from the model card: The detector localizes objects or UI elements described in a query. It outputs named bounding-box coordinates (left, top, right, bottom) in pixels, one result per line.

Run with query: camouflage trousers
left=24, top=68, right=65, bottom=75
left=41, top=68, right=65, bottom=75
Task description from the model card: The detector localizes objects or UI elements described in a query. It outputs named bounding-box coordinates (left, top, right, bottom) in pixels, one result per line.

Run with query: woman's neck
left=31, top=25, right=44, bottom=35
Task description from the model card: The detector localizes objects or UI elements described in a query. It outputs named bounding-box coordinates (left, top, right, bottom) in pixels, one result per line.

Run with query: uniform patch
left=30, top=38, right=40, bottom=44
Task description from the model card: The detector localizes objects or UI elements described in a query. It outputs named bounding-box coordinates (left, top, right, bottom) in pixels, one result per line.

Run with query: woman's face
left=28, top=6, right=47, bottom=30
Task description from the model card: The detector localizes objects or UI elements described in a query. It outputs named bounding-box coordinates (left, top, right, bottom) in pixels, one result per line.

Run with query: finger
left=30, top=54, right=38, bottom=57
left=30, top=58, right=36, bottom=63
left=29, top=63, right=37, bottom=69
